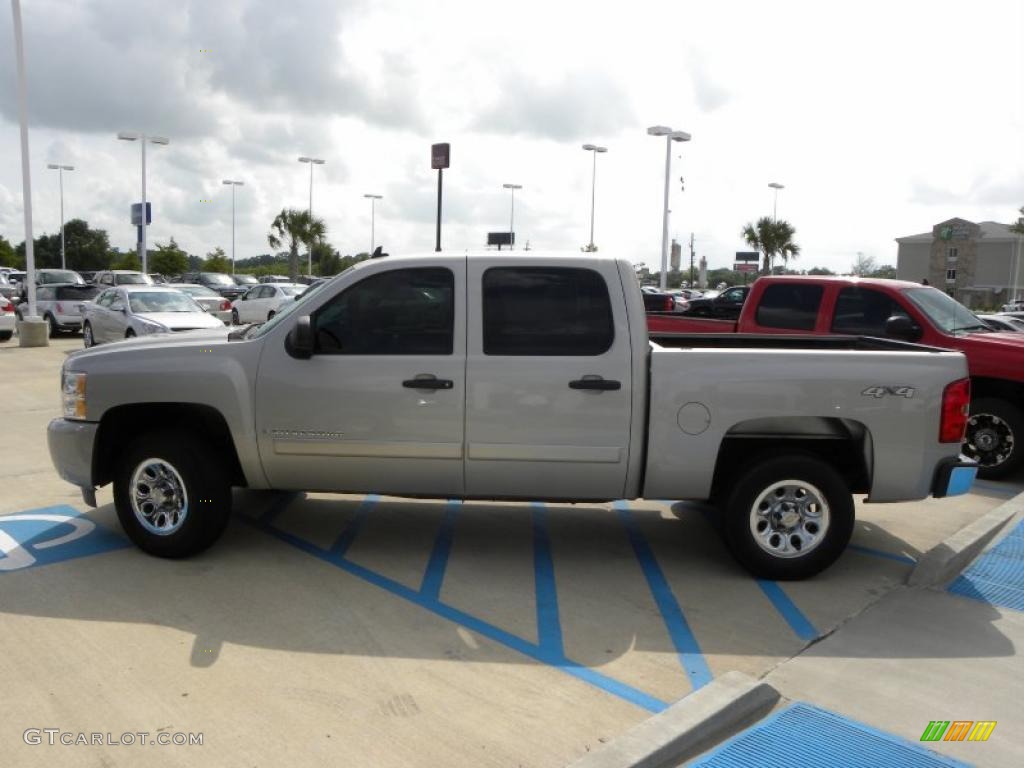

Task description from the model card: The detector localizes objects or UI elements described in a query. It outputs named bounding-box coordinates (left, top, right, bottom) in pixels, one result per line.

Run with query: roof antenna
left=371, top=246, right=388, bottom=259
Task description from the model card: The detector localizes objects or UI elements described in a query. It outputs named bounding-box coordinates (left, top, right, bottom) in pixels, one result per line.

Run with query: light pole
left=363, top=194, right=382, bottom=254
left=298, top=156, right=325, bottom=276
left=222, top=180, right=244, bottom=275
left=502, top=183, right=522, bottom=250
left=647, top=126, right=691, bottom=290
left=47, top=163, right=74, bottom=269
left=582, top=144, right=607, bottom=251
left=768, top=182, right=784, bottom=221
left=117, top=132, right=169, bottom=274
left=11, top=0, right=40, bottom=325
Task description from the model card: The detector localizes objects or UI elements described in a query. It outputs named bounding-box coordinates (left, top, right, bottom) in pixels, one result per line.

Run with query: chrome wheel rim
left=749, top=479, right=830, bottom=559
left=129, top=458, right=189, bottom=536
left=964, top=413, right=1013, bottom=468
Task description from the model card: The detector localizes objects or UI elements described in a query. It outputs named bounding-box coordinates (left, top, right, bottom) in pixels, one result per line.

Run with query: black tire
left=267, top=310, right=275, bottom=321
left=45, top=313, right=59, bottom=338
left=82, top=321, right=95, bottom=348
left=125, top=329, right=136, bottom=338
left=113, top=429, right=232, bottom=558
left=722, top=454, right=854, bottom=580
left=231, top=308, right=240, bottom=325
left=965, top=397, right=1024, bottom=480
left=0, top=330, right=11, bottom=343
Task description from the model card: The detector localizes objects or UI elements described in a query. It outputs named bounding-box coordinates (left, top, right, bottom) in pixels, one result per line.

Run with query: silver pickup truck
left=48, top=252, right=977, bottom=579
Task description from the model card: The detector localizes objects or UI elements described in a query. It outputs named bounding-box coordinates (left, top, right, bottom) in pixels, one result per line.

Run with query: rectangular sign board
left=734, top=262, right=758, bottom=272
left=431, top=143, right=450, bottom=169
left=487, top=232, right=514, bottom=246
left=735, top=251, right=759, bottom=263
left=131, top=203, right=152, bottom=226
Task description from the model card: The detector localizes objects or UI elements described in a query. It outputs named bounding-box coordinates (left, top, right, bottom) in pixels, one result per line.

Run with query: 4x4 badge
left=862, top=386, right=915, bottom=399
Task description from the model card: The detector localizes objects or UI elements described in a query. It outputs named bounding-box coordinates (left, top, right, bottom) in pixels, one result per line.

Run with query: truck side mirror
left=885, top=315, right=921, bottom=341
left=286, top=315, right=314, bottom=359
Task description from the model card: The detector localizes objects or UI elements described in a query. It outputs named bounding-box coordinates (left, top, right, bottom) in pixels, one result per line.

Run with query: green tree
left=868, top=265, right=898, bottom=279
left=14, top=219, right=113, bottom=271
left=267, top=209, right=327, bottom=280
left=203, top=246, right=231, bottom=273
left=150, top=238, right=189, bottom=276
left=111, top=250, right=141, bottom=271
left=741, top=217, right=801, bottom=274
left=1, top=235, right=17, bottom=267
left=1010, top=205, right=1024, bottom=235
left=851, top=252, right=876, bottom=276
left=807, top=266, right=835, bottom=275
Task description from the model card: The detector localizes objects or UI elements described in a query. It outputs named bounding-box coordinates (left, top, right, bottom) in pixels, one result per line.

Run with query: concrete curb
left=566, top=672, right=780, bottom=768
left=909, top=489, right=1024, bottom=588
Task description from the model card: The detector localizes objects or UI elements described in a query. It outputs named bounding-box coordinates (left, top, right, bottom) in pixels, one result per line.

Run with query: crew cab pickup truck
left=48, top=253, right=976, bottom=579
left=648, top=276, right=1024, bottom=479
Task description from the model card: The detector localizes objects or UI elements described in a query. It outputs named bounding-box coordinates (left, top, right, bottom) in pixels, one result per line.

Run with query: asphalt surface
left=1, top=335, right=1021, bottom=767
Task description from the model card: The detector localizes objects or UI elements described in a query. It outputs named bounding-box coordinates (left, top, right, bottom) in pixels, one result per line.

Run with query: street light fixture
left=647, top=126, right=691, bottom=290
left=768, top=182, right=785, bottom=221
left=298, top=156, right=325, bottom=276
left=222, top=180, right=245, bottom=275
left=47, top=163, right=74, bottom=270
left=582, top=144, right=607, bottom=251
left=117, top=132, right=170, bottom=274
left=363, top=194, right=382, bottom=254
left=502, top=183, right=522, bottom=250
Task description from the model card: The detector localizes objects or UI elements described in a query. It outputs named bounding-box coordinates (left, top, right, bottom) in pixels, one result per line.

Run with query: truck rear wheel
left=113, top=429, right=231, bottom=558
left=964, top=397, right=1023, bottom=480
left=723, top=455, right=854, bottom=580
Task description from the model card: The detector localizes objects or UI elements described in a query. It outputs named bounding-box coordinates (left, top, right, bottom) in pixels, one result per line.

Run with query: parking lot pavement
left=2, top=336, right=1022, bottom=766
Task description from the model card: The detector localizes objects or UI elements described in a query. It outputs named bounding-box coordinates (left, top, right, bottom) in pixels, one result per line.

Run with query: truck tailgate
left=646, top=314, right=737, bottom=334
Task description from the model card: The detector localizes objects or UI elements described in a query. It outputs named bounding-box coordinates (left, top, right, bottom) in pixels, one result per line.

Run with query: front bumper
left=932, top=455, right=978, bottom=498
left=47, top=418, right=98, bottom=491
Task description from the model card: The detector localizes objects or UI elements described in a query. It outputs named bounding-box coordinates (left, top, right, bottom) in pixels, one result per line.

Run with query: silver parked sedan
left=166, top=283, right=233, bottom=324
left=82, top=286, right=225, bottom=347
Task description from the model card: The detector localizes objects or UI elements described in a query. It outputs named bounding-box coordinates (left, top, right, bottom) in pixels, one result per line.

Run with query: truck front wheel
left=964, top=398, right=1023, bottom=480
left=723, top=455, right=854, bottom=580
left=113, top=429, right=232, bottom=557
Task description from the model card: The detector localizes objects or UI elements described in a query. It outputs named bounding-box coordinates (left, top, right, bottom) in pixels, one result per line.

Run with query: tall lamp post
left=222, top=180, right=244, bottom=275
left=502, top=183, right=522, bottom=250
left=582, top=144, right=607, bottom=251
left=47, top=163, right=74, bottom=269
left=117, top=132, right=169, bottom=274
left=647, top=126, right=691, bottom=290
left=298, top=156, right=325, bottom=276
left=768, top=182, right=784, bottom=221
left=363, top=194, right=382, bottom=254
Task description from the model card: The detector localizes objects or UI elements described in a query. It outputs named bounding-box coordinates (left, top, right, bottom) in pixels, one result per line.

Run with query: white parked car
left=167, top=283, right=233, bottom=324
left=1001, top=300, right=1024, bottom=313
left=231, top=283, right=305, bottom=324
left=0, top=295, right=15, bottom=342
left=93, top=270, right=153, bottom=287
left=82, top=286, right=225, bottom=347
left=14, top=283, right=102, bottom=336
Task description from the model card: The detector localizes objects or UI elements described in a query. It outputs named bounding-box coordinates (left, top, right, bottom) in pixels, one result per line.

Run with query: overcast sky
left=1, top=0, right=1021, bottom=273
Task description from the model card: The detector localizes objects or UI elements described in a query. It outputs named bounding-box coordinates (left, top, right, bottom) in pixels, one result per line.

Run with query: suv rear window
left=754, top=284, right=824, bottom=331
left=56, top=285, right=101, bottom=300
left=483, top=267, right=614, bottom=355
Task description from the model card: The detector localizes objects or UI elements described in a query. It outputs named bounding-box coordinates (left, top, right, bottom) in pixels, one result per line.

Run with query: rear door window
left=754, top=284, right=824, bottom=331
left=56, top=285, right=101, bottom=301
left=482, top=267, right=614, bottom=355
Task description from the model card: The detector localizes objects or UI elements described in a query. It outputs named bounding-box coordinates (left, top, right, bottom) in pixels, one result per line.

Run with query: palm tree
left=267, top=208, right=327, bottom=280
left=741, top=217, right=801, bottom=274
left=1010, top=205, right=1024, bottom=235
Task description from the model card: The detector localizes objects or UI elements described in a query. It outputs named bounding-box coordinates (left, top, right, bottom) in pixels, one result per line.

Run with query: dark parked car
left=641, top=290, right=678, bottom=313
left=680, top=285, right=750, bottom=319
left=182, top=272, right=246, bottom=300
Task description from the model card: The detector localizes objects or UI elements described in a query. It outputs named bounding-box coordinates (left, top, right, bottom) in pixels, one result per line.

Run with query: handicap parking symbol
left=0, top=506, right=130, bottom=572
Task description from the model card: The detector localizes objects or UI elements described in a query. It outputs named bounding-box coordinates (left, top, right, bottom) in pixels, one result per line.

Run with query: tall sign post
left=432, top=143, right=449, bottom=252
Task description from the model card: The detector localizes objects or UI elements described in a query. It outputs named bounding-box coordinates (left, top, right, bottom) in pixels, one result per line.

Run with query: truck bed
left=649, top=333, right=946, bottom=353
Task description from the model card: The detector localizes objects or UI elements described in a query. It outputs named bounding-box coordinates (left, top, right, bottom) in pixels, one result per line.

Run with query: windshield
left=40, top=270, right=84, bottom=285
left=202, top=273, right=235, bottom=286
left=117, top=273, right=152, bottom=284
left=903, top=287, right=988, bottom=334
left=234, top=275, right=258, bottom=285
left=280, top=286, right=304, bottom=296
left=128, top=291, right=203, bottom=314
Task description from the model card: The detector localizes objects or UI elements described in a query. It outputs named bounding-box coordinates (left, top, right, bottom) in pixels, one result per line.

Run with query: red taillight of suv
left=220, top=299, right=231, bottom=311
left=940, top=378, right=971, bottom=443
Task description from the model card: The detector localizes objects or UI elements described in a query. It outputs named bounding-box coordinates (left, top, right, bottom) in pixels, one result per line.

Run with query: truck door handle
left=402, top=376, right=454, bottom=390
left=569, top=376, right=621, bottom=391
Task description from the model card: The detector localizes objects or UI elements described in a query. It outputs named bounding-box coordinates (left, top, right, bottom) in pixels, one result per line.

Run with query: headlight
left=62, top=371, right=87, bottom=420
left=137, top=320, right=166, bottom=335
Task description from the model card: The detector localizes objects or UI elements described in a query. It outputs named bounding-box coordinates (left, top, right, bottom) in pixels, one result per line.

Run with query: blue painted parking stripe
left=614, top=501, right=713, bottom=690
left=328, top=494, right=380, bottom=555
left=531, top=502, right=564, bottom=657
left=756, top=580, right=818, bottom=641
left=240, top=512, right=668, bottom=714
left=420, top=500, right=460, bottom=600
left=847, top=544, right=917, bottom=565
